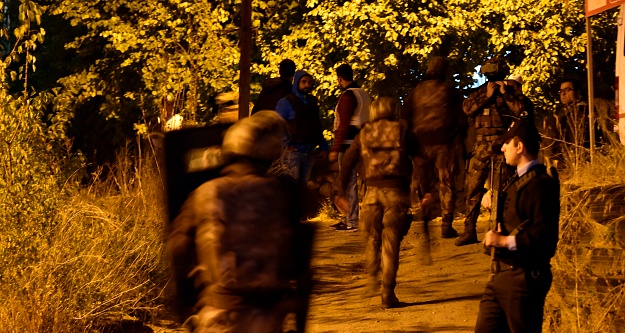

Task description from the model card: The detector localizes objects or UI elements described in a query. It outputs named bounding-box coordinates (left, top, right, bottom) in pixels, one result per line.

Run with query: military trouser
left=411, top=139, right=462, bottom=222
left=463, top=140, right=513, bottom=234
left=361, top=187, right=410, bottom=295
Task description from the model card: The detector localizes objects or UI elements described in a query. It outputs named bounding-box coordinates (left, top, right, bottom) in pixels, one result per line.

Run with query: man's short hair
left=279, top=59, right=296, bottom=78
left=516, top=136, right=540, bottom=157
left=500, top=120, right=541, bottom=157
left=336, top=64, right=354, bottom=82
left=561, top=77, right=582, bottom=93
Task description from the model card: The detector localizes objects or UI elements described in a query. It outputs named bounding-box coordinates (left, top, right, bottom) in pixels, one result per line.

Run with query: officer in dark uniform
left=475, top=120, right=560, bottom=333
left=456, top=58, right=532, bottom=246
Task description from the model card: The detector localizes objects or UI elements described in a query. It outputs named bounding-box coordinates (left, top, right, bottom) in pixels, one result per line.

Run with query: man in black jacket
left=276, top=70, right=328, bottom=183
left=251, top=59, right=296, bottom=114
left=475, top=120, right=560, bottom=333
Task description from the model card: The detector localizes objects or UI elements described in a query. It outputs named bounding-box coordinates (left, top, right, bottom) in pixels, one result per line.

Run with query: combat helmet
left=222, top=111, right=287, bottom=162
left=369, top=96, right=399, bottom=121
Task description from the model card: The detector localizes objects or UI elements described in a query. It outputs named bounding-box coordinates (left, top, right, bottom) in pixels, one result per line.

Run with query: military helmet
left=369, top=97, right=398, bottom=121
left=425, top=56, right=448, bottom=79
left=222, top=111, right=287, bottom=162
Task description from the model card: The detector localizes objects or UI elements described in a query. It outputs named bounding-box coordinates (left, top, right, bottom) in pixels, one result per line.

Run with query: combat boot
left=455, top=227, right=478, bottom=246
left=455, top=212, right=479, bottom=246
left=365, top=274, right=380, bottom=297
left=381, top=290, right=399, bottom=308
left=441, top=214, right=458, bottom=239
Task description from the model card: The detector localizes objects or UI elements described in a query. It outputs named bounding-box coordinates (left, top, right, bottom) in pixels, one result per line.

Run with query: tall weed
left=0, top=149, right=170, bottom=332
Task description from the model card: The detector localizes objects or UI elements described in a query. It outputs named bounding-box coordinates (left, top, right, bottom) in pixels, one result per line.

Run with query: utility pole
left=238, top=0, right=252, bottom=119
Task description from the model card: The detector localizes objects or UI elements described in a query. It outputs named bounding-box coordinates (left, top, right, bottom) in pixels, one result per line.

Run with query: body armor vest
left=475, top=95, right=507, bottom=135
left=360, top=119, right=409, bottom=179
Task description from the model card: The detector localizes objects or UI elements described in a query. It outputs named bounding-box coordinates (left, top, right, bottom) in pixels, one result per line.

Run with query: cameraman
left=502, top=73, right=535, bottom=124
left=456, top=58, right=532, bottom=246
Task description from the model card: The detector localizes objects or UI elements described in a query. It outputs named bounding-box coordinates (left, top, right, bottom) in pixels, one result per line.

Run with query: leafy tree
left=0, top=0, right=80, bottom=278
left=38, top=0, right=620, bottom=165
left=259, top=0, right=616, bottom=119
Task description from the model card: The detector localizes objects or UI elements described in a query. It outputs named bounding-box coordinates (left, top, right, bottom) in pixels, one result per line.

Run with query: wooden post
left=238, top=0, right=252, bottom=119
left=586, top=16, right=596, bottom=164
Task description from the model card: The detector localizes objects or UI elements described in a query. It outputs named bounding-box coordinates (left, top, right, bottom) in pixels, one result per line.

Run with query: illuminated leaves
left=52, top=0, right=242, bottom=125
left=255, top=0, right=613, bottom=115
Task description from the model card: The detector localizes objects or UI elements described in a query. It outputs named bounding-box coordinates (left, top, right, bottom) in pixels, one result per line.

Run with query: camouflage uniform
left=168, top=112, right=314, bottom=333
left=340, top=98, right=416, bottom=308
left=404, top=56, right=467, bottom=238
left=458, top=82, right=528, bottom=246
left=411, top=140, right=463, bottom=232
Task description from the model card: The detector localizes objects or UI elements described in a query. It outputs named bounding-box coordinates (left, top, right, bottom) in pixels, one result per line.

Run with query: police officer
left=456, top=58, right=529, bottom=246
left=168, top=111, right=315, bottom=333
left=475, top=120, right=560, bottom=333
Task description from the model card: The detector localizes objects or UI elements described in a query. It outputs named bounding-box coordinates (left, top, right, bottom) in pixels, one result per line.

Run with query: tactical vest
left=474, top=95, right=509, bottom=136
left=286, top=94, right=323, bottom=146
left=360, top=119, right=409, bottom=179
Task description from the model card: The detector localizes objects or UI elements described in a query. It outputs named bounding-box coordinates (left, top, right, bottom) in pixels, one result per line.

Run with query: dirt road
left=301, top=215, right=490, bottom=333
left=148, top=215, right=491, bottom=333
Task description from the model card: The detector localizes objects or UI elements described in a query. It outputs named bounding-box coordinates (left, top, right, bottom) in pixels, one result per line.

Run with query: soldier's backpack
left=360, top=119, right=410, bottom=179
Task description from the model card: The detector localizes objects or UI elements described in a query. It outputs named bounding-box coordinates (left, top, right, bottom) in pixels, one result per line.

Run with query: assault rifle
left=488, top=155, right=505, bottom=282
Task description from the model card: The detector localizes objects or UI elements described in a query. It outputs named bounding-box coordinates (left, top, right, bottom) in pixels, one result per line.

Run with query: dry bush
left=0, top=149, right=170, bottom=333
left=544, top=142, right=625, bottom=333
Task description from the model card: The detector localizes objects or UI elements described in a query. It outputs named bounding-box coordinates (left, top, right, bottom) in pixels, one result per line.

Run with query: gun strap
left=501, top=170, right=536, bottom=236
left=508, top=219, right=530, bottom=237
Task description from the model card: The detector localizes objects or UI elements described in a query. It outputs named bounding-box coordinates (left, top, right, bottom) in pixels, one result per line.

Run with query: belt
left=494, top=261, right=548, bottom=278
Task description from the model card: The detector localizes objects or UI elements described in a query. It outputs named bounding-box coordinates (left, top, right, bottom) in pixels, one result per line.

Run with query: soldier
left=168, top=111, right=315, bottom=333
left=404, top=56, right=467, bottom=238
left=338, top=97, right=417, bottom=308
left=456, top=58, right=532, bottom=246
left=475, top=120, right=560, bottom=332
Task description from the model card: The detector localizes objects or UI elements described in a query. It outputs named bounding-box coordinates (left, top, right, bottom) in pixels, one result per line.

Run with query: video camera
left=480, top=59, right=509, bottom=82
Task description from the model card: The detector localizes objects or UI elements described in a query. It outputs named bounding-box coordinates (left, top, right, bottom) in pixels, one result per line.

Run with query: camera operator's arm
left=463, top=84, right=498, bottom=118
left=503, top=90, right=535, bottom=121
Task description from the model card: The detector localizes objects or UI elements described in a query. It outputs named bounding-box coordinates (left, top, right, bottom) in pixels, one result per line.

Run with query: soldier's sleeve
left=504, top=92, right=535, bottom=122
left=405, top=127, right=420, bottom=158
left=463, top=87, right=490, bottom=118
left=167, top=195, right=201, bottom=317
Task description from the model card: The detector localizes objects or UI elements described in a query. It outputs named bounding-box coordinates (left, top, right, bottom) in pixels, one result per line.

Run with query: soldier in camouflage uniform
left=339, top=97, right=418, bottom=308
left=456, top=59, right=535, bottom=246
left=404, top=56, right=468, bottom=238
left=168, top=111, right=315, bottom=333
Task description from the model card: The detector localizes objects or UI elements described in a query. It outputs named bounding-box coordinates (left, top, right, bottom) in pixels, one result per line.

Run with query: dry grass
left=544, top=141, right=625, bottom=332
left=0, top=149, right=170, bottom=333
